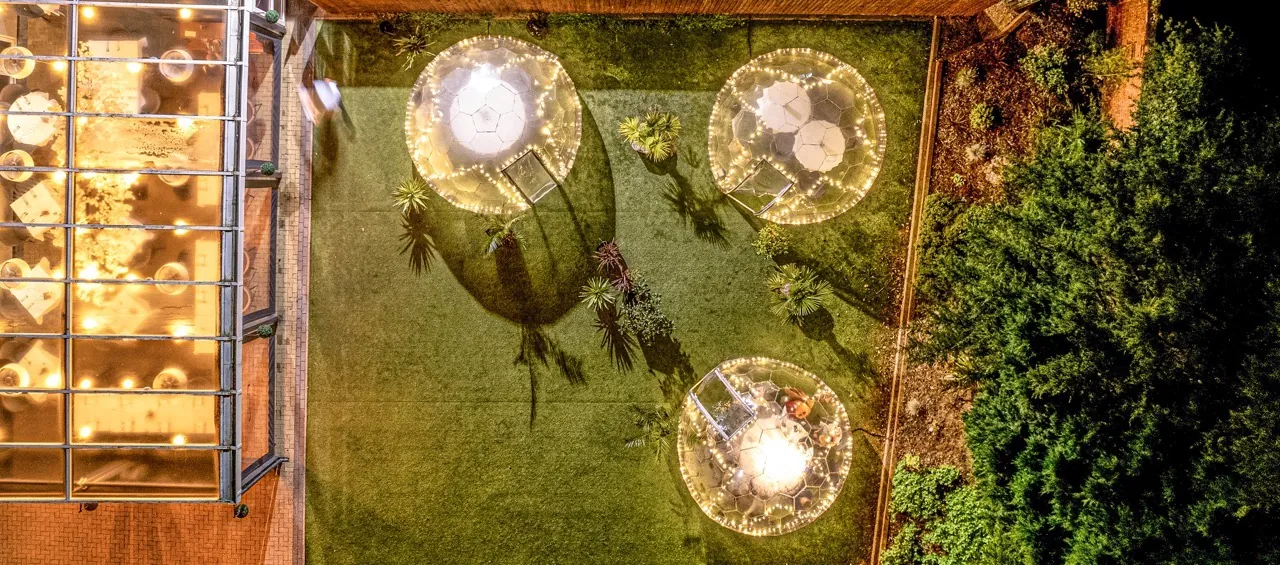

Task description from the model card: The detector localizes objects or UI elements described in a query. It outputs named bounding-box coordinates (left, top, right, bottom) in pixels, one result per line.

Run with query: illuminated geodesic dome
left=678, top=358, right=854, bottom=536
left=405, top=36, right=582, bottom=214
left=709, top=49, right=887, bottom=224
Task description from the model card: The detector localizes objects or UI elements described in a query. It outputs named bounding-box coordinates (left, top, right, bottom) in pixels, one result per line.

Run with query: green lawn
left=307, top=17, right=929, bottom=564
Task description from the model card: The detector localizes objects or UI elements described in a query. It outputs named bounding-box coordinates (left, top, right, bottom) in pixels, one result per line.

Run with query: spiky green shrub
left=953, top=66, right=979, bottom=91
left=579, top=277, right=617, bottom=312
left=392, top=178, right=430, bottom=215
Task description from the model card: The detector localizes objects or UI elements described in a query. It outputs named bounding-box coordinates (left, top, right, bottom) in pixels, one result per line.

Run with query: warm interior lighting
left=44, top=373, right=60, bottom=388
left=79, top=378, right=93, bottom=389
left=173, top=219, right=190, bottom=236
left=81, top=317, right=99, bottom=331
left=51, top=60, right=67, bottom=73
left=754, top=432, right=810, bottom=490
left=126, top=62, right=143, bottom=74
left=78, top=426, right=93, bottom=440
left=170, top=324, right=193, bottom=338
left=178, top=7, right=193, bottom=20
left=121, top=377, right=135, bottom=389
left=79, top=6, right=96, bottom=19
left=171, top=434, right=187, bottom=445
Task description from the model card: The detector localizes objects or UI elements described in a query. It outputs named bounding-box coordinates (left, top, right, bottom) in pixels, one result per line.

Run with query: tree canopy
left=916, top=25, right=1280, bottom=563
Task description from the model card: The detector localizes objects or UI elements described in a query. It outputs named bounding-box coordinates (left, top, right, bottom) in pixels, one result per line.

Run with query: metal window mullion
left=0, top=388, right=236, bottom=396
left=0, top=166, right=237, bottom=176
left=62, top=5, right=79, bottom=503
left=0, top=110, right=240, bottom=121
left=0, top=55, right=237, bottom=66
left=0, top=443, right=235, bottom=451
left=57, top=0, right=240, bottom=9
left=0, top=279, right=238, bottom=287
left=0, top=333, right=234, bottom=341
left=0, top=222, right=240, bottom=231
left=221, top=1, right=251, bottom=503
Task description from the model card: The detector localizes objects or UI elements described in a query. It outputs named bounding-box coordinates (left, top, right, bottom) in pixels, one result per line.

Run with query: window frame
left=246, top=21, right=283, bottom=170
left=238, top=326, right=283, bottom=494
left=242, top=176, right=279, bottom=327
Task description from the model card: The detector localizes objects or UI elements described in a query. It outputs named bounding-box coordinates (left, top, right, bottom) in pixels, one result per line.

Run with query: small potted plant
left=618, top=108, right=681, bottom=163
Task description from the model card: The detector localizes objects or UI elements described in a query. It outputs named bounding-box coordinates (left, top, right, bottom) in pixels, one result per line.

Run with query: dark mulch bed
left=930, top=4, right=1100, bottom=203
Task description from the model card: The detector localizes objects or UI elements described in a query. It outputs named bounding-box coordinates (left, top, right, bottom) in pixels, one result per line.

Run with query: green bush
left=968, top=102, right=998, bottom=131
left=620, top=276, right=674, bottom=344
left=1021, top=44, right=1069, bottom=96
left=624, top=403, right=678, bottom=459
left=882, top=522, right=925, bottom=565
left=882, top=456, right=1021, bottom=565
left=889, top=455, right=961, bottom=520
left=916, top=26, right=1280, bottom=562
left=752, top=223, right=792, bottom=259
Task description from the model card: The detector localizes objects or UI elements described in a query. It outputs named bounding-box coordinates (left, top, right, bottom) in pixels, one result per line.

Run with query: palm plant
left=393, top=178, right=430, bottom=215
left=392, top=33, right=435, bottom=71
left=767, top=264, right=834, bottom=321
left=579, top=277, right=617, bottom=312
left=625, top=403, right=678, bottom=460
left=617, top=109, right=682, bottom=162
left=484, top=214, right=525, bottom=254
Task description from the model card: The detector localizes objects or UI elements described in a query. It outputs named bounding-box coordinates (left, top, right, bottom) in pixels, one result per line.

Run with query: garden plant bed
left=929, top=3, right=1105, bottom=203
left=307, top=16, right=929, bottom=564
left=888, top=0, right=1113, bottom=479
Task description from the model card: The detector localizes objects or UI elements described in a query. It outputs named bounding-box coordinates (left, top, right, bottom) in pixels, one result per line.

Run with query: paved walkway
left=1105, top=0, right=1151, bottom=129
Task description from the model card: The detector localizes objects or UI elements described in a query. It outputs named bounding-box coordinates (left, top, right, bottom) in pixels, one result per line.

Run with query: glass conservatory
left=0, top=1, right=282, bottom=503
left=708, top=49, right=887, bottom=225
left=679, top=357, right=854, bottom=536
left=405, top=35, right=582, bottom=215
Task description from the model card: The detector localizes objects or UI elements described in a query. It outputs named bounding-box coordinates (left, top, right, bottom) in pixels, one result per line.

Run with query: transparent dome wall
left=405, top=36, right=582, bottom=214
left=679, top=358, right=854, bottom=536
left=708, top=49, right=887, bottom=225
left=0, top=2, right=252, bottom=502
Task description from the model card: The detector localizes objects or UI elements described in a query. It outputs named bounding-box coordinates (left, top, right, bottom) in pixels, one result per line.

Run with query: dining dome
left=679, top=357, right=854, bottom=536
left=708, top=49, right=887, bottom=224
left=405, top=36, right=582, bottom=214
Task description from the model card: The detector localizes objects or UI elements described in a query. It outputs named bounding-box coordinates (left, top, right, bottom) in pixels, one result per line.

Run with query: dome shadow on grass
left=419, top=101, right=615, bottom=326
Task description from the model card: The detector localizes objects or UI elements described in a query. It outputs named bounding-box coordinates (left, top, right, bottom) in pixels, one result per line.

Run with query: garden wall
left=312, top=0, right=999, bottom=18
